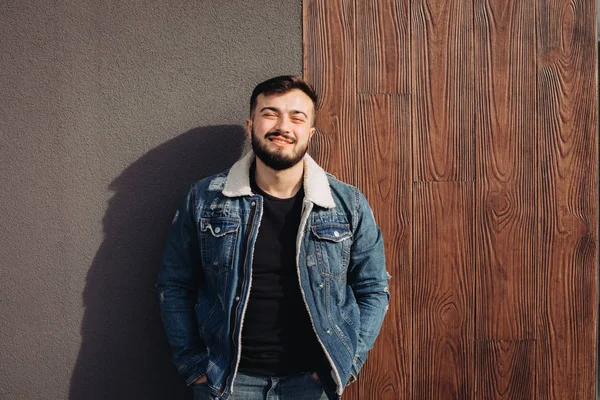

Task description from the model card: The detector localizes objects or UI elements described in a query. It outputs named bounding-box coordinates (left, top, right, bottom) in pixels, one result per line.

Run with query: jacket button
left=326, top=329, right=331, bottom=334
left=334, top=231, right=340, bottom=237
left=214, top=227, right=221, bottom=234
left=235, top=296, right=240, bottom=301
left=318, top=284, right=324, bottom=289
left=251, top=201, right=256, bottom=206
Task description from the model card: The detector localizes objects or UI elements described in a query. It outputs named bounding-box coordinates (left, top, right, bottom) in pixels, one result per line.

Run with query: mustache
left=265, top=131, right=296, bottom=143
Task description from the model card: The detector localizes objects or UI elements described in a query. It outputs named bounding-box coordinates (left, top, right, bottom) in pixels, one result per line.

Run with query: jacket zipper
left=295, top=200, right=343, bottom=395
left=222, top=198, right=261, bottom=396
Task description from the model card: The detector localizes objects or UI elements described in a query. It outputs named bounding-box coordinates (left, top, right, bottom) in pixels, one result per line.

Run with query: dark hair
left=249, top=75, right=318, bottom=124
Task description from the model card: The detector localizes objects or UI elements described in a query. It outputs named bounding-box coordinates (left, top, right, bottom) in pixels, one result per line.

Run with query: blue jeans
left=192, top=371, right=329, bottom=400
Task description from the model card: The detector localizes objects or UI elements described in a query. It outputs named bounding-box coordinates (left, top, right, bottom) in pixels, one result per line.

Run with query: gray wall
left=0, top=1, right=301, bottom=399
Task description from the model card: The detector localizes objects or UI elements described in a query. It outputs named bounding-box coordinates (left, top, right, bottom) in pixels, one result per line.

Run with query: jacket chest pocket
left=199, top=217, right=240, bottom=272
left=311, top=222, right=352, bottom=278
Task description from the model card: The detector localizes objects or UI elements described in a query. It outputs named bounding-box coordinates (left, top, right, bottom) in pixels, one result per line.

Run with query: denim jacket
left=157, top=151, right=390, bottom=399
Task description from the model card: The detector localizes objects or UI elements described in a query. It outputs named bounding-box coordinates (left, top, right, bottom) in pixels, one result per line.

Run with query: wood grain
left=303, top=1, right=359, bottom=398
left=356, top=94, right=411, bottom=399
left=303, top=0, right=357, bottom=186
left=304, top=0, right=598, bottom=397
left=473, top=1, right=538, bottom=395
left=475, top=339, right=535, bottom=399
left=411, top=0, right=474, bottom=182
left=536, top=0, right=598, bottom=398
left=473, top=0, right=537, bottom=340
left=413, top=182, right=474, bottom=399
left=356, top=0, right=410, bottom=94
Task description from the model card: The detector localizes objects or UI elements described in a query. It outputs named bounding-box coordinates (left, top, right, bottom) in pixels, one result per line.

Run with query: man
left=157, top=76, right=390, bottom=400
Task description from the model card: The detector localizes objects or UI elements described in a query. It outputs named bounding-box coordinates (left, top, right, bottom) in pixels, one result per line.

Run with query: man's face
left=247, top=89, right=316, bottom=171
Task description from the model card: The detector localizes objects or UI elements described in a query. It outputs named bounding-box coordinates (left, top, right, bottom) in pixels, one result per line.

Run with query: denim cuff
left=182, top=356, right=209, bottom=386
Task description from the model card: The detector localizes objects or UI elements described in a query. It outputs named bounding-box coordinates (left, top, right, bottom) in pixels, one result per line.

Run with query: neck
left=254, top=157, right=304, bottom=198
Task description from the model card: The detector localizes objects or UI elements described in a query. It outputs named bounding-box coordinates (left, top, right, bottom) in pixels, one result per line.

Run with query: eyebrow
left=259, top=107, right=308, bottom=119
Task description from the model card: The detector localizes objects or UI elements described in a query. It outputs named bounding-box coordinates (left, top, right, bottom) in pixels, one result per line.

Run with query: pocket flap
left=311, top=223, right=352, bottom=242
left=200, top=217, right=240, bottom=237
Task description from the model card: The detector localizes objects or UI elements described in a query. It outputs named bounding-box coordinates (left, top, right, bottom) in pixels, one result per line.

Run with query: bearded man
left=157, top=75, right=390, bottom=400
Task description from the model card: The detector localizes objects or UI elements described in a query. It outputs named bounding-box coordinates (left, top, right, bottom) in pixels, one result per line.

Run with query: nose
left=275, top=115, right=292, bottom=133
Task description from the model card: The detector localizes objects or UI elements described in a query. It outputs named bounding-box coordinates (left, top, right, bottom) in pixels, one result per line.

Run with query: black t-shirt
left=238, top=173, right=325, bottom=376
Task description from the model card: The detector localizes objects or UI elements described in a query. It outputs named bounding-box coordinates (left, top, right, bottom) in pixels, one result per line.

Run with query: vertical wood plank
left=473, top=1, right=538, bottom=397
left=473, top=0, right=537, bottom=340
left=356, top=0, right=410, bottom=94
left=356, top=94, right=412, bottom=399
left=474, top=0, right=539, bottom=400
left=475, top=339, right=535, bottom=399
left=303, top=0, right=357, bottom=186
left=536, top=0, right=598, bottom=398
left=413, top=182, right=474, bottom=399
left=412, top=0, right=474, bottom=182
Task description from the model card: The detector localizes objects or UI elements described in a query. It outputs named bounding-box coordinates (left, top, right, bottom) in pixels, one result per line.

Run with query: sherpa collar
left=222, top=150, right=336, bottom=209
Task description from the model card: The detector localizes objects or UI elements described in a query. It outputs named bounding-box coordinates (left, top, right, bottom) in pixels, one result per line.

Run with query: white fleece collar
left=222, top=150, right=336, bottom=209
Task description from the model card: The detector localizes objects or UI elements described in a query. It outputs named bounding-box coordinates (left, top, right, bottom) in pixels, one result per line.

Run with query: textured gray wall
left=0, top=1, right=301, bottom=399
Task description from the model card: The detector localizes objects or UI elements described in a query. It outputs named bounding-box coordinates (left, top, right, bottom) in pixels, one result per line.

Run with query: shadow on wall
left=69, top=125, right=246, bottom=400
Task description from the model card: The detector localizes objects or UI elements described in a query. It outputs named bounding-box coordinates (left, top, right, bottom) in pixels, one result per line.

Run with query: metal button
left=235, top=296, right=240, bottom=301
left=318, top=284, right=324, bottom=289
left=326, top=329, right=331, bottom=334
left=333, top=231, right=340, bottom=237
left=214, top=227, right=221, bottom=234
left=251, top=201, right=256, bottom=206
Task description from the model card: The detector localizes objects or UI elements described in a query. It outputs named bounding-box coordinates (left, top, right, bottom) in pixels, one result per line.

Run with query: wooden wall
left=303, top=0, right=598, bottom=398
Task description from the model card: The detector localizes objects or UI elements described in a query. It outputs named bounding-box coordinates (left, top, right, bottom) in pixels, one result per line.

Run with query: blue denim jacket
left=157, top=151, right=390, bottom=399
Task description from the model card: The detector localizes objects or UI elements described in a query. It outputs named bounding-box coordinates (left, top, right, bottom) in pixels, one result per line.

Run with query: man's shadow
left=69, top=125, right=246, bottom=400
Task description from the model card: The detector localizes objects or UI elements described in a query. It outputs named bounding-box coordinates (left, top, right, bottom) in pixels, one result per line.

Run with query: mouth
left=266, top=134, right=295, bottom=146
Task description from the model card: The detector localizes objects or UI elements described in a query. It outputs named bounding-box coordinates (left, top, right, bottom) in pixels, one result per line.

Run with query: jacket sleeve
left=346, top=190, right=391, bottom=383
left=156, top=186, right=208, bottom=385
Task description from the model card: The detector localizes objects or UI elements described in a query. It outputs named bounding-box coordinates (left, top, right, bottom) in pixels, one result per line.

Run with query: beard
left=251, top=127, right=309, bottom=171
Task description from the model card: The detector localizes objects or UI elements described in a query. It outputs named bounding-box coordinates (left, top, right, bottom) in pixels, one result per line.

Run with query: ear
left=309, top=127, right=316, bottom=139
left=245, top=117, right=252, bottom=138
